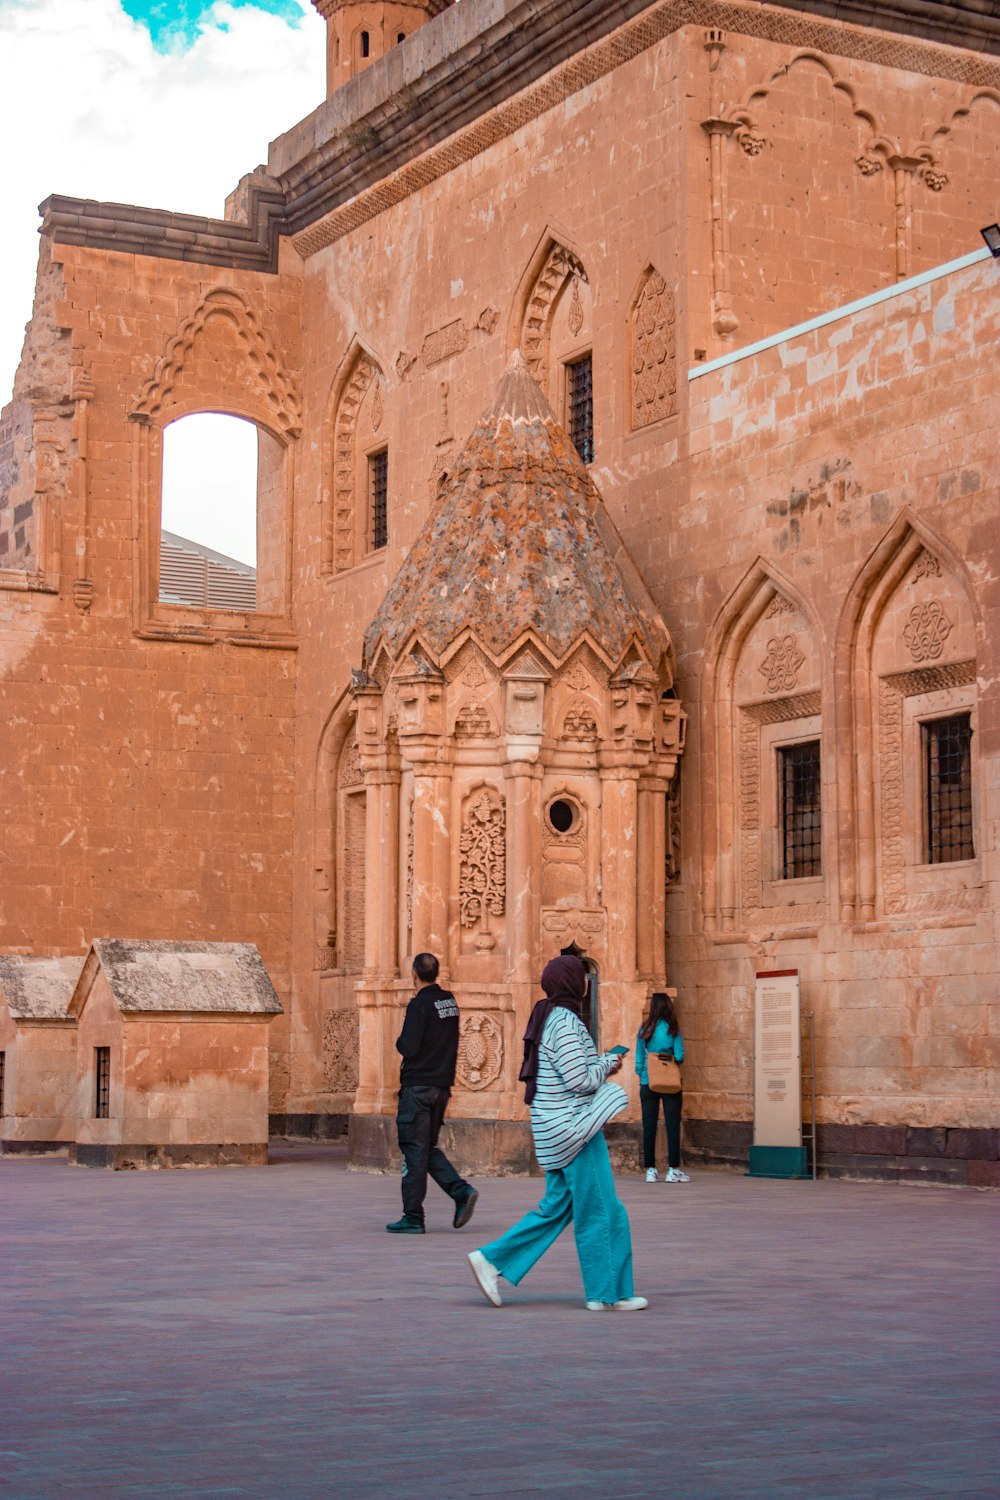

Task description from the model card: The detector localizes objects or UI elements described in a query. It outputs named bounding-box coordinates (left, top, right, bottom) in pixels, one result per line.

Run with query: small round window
left=547, top=798, right=578, bottom=835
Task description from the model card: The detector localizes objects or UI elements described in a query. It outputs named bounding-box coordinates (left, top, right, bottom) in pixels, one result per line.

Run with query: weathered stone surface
left=0, top=956, right=80, bottom=1019
left=70, top=939, right=283, bottom=1017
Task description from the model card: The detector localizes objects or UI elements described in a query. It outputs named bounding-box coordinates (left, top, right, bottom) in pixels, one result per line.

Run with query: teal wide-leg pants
left=477, top=1132, right=635, bottom=1304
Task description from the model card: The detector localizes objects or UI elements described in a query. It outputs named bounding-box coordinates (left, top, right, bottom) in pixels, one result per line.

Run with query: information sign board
left=750, top=969, right=807, bottom=1177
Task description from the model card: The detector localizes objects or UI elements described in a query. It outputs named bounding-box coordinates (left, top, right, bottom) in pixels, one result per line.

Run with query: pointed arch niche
left=323, top=340, right=388, bottom=575
left=843, top=519, right=982, bottom=921
left=705, top=566, right=826, bottom=933
left=129, top=286, right=299, bottom=645
left=510, top=231, right=593, bottom=442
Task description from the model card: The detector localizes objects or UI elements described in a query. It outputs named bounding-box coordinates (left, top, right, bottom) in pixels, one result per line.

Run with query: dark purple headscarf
left=519, top=955, right=588, bottom=1105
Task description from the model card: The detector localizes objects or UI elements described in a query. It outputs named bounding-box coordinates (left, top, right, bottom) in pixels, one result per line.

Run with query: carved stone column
left=637, top=771, right=669, bottom=984
left=701, top=117, right=740, bottom=338
left=395, top=657, right=452, bottom=969
left=889, top=155, right=921, bottom=283
left=599, top=764, right=641, bottom=981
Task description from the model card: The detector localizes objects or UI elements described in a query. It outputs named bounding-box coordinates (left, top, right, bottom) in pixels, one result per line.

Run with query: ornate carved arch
left=509, top=228, right=590, bottom=389
left=323, top=337, right=386, bottom=574
left=835, top=511, right=980, bottom=919
left=702, top=561, right=823, bottom=932
left=914, top=88, right=1000, bottom=188
left=629, top=265, right=676, bottom=430
left=729, top=50, right=890, bottom=163
left=132, top=286, right=301, bottom=436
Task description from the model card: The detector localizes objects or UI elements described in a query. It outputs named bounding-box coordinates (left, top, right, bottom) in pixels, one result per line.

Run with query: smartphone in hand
left=607, top=1044, right=630, bottom=1056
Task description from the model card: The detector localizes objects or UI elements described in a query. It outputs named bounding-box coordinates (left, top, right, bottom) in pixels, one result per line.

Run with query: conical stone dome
left=363, top=350, right=672, bottom=679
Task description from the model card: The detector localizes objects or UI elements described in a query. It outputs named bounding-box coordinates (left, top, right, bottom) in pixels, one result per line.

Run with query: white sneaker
left=665, top=1168, right=690, bottom=1182
left=585, top=1296, right=649, bottom=1311
left=468, top=1249, right=503, bottom=1307
left=645, top=1167, right=658, bottom=1183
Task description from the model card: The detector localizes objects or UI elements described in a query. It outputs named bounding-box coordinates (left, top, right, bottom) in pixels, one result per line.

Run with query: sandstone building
left=0, top=0, right=997, bottom=1182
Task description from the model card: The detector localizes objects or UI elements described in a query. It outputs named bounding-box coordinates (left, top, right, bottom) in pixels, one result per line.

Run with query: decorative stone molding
left=455, top=1012, right=503, bottom=1091
left=518, top=239, right=589, bottom=385
left=910, top=550, right=942, bottom=583
left=764, top=592, right=796, bottom=618
left=132, top=287, right=301, bottom=436
left=737, top=692, right=821, bottom=913
left=459, top=786, right=506, bottom=942
left=326, top=345, right=383, bottom=574
left=630, top=267, right=677, bottom=430
left=877, top=660, right=979, bottom=915
left=322, top=1008, right=359, bottom=1093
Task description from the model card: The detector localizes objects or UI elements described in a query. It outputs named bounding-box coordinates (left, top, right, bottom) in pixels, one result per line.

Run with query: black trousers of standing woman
left=640, top=1084, right=683, bottom=1170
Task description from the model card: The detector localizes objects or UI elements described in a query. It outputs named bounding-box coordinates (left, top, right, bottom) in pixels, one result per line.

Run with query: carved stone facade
left=1, top=0, right=997, bottom=1179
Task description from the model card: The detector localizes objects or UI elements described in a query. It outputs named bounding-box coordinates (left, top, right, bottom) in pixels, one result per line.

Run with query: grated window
left=567, top=355, right=594, bottom=464
left=369, top=449, right=388, bottom=551
left=95, top=1047, right=110, bottom=1119
left=924, top=714, right=974, bottom=863
left=778, top=740, right=822, bottom=879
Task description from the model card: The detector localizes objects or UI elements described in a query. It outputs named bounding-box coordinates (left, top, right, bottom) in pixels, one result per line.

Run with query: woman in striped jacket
left=468, top=955, right=647, bottom=1311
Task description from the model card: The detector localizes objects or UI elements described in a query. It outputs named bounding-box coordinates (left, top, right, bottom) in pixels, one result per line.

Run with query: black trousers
left=396, top=1084, right=467, bottom=1223
left=640, top=1084, right=683, bottom=1170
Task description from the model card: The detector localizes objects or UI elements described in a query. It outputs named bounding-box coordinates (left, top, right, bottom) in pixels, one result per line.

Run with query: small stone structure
left=68, top=940, right=282, bottom=1168
left=349, top=352, right=685, bottom=1170
left=0, top=956, right=81, bottom=1154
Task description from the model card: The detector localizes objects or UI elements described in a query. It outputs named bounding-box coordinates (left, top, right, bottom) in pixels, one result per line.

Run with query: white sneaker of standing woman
left=664, top=1168, right=690, bottom=1182
left=644, top=1167, right=658, bottom=1183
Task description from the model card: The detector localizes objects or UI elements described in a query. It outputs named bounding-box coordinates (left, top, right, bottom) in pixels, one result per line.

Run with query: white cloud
left=0, top=0, right=325, bottom=402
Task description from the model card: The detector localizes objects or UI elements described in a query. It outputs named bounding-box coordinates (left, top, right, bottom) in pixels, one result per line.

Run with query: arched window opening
left=397, top=31, right=406, bottom=43
left=360, top=29, right=370, bottom=56
left=159, top=413, right=269, bottom=610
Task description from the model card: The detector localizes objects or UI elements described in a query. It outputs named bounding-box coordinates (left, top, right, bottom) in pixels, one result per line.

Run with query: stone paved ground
left=2, top=1144, right=997, bottom=1500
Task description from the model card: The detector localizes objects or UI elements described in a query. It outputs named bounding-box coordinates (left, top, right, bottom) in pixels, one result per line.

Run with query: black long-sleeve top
left=395, top=982, right=460, bottom=1087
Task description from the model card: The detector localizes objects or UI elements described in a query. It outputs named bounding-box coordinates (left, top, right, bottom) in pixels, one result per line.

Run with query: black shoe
left=386, top=1216, right=425, bottom=1234
left=452, top=1187, right=479, bottom=1230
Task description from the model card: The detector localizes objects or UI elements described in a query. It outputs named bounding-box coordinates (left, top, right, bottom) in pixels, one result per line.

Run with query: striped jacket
left=530, top=1007, right=628, bottom=1172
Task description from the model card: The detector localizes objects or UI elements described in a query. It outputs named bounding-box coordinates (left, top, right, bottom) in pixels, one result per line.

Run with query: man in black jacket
left=386, top=952, right=479, bottom=1235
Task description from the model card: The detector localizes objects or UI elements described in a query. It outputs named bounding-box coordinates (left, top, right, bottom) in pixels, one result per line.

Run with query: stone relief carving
left=764, top=592, right=796, bottom=619
left=561, top=701, right=598, bottom=741
left=455, top=702, right=494, bottom=738
left=459, top=787, right=506, bottom=946
left=477, top=307, right=500, bottom=334
left=740, top=130, right=767, bottom=155
left=665, top=763, right=682, bottom=886
left=455, top=1013, right=504, bottom=1091
left=338, top=733, right=363, bottom=789
left=910, top=549, right=942, bottom=583
left=563, top=659, right=592, bottom=692
left=396, top=350, right=417, bottom=381
left=322, top=1008, right=359, bottom=1093
left=631, top=268, right=677, bottom=429
left=902, top=600, right=952, bottom=661
left=856, top=151, right=884, bottom=175
left=922, top=166, right=949, bottom=191
left=405, top=798, right=414, bottom=935
left=422, top=320, right=468, bottom=368
left=463, top=658, right=488, bottom=689
left=758, top=635, right=806, bottom=693
left=371, top=381, right=384, bottom=432
left=567, top=278, right=585, bottom=337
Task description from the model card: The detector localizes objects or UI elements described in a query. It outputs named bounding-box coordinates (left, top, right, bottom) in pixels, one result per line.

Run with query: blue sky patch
left=121, top=0, right=305, bottom=50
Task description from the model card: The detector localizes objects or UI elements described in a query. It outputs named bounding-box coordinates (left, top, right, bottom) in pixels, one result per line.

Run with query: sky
left=0, top=0, right=326, bottom=564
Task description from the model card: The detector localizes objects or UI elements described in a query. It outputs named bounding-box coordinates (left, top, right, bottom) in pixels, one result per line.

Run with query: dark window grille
left=360, top=30, right=370, bottom=57
left=95, top=1047, right=110, bottom=1119
left=778, top=740, right=822, bottom=879
left=567, top=355, right=594, bottom=464
left=369, top=450, right=388, bottom=551
left=0, top=1050, right=5, bottom=1117
left=924, top=714, right=974, bottom=863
